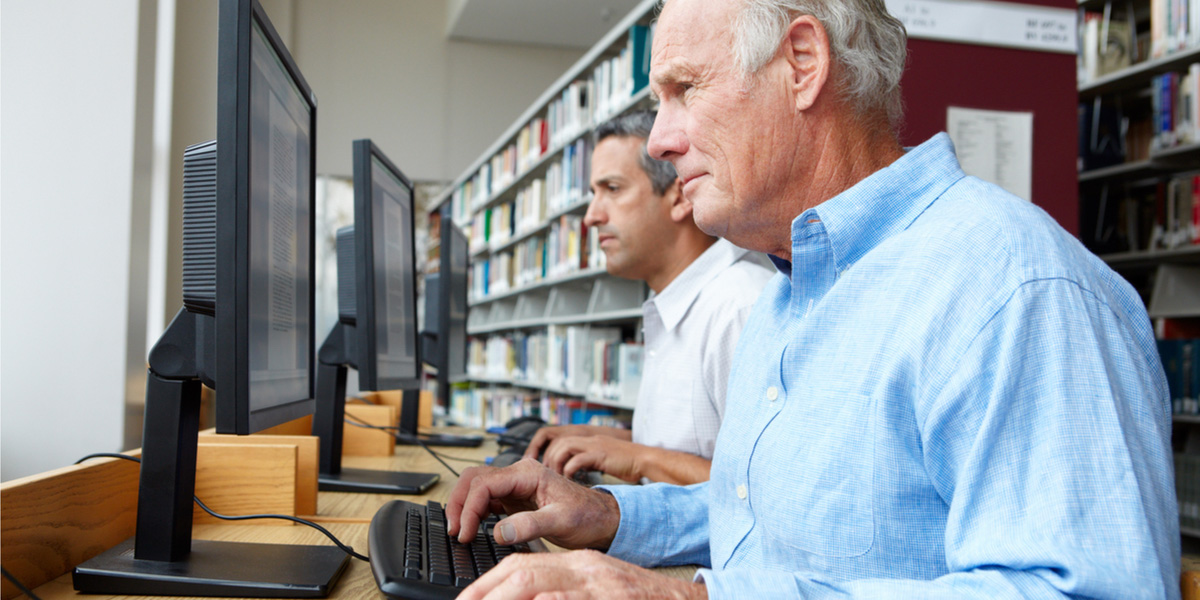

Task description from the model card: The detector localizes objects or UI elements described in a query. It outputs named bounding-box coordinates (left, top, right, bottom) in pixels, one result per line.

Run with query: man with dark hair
left=526, top=110, right=772, bottom=486
left=445, top=0, right=1177, bottom=597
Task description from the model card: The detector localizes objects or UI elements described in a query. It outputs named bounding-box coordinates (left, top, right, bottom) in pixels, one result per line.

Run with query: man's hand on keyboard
left=445, top=458, right=621, bottom=550
left=522, top=424, right=632, bottom=460
left=457, top=549, right=707, bottom=600
left=542, top=435, right=642, bottom=483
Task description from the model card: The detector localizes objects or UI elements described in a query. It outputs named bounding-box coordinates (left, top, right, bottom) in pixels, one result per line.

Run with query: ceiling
left=447, top=0, right=646, bottom=49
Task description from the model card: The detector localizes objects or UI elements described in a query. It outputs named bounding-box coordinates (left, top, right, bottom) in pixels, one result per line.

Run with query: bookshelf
left=427, top=0, right=661, bottom=429
left=1076, top=0, right=1200, bottom=542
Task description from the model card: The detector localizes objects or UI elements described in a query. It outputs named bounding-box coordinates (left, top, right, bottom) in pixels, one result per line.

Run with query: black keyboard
left=368, top=499, right=544, bottom=599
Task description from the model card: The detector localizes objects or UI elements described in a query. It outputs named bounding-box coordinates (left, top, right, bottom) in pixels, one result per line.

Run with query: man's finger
left=562, top=452, right=598, bottom=481
left=492, top=503, right=571, bottom=546
left=452, top=465, right=538, bottom=544
left=523, top=428, right=554, bottom=459
left=543, top=438, right=581, bottom=474
left=445, top=466, right=486, bottom=537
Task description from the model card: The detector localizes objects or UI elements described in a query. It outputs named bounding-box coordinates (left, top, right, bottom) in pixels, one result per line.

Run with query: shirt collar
left=790, top=132, right=964, bottom=274
left=645, top=238, right=751, bottom=332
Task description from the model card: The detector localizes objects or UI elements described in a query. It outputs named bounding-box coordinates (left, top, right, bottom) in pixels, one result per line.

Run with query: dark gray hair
left=594, top=111, right=679, bottom=196
left=660, top=0, right=907, bottom=129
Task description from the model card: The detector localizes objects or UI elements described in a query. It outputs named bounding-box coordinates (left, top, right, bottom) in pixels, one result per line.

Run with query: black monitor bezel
left=352, top=138, right=422, bottom=391
left=215, top=0, right=318, bottom=435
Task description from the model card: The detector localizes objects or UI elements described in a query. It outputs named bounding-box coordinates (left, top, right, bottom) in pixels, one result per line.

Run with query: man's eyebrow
left=650, top=60, right=694, bottom=91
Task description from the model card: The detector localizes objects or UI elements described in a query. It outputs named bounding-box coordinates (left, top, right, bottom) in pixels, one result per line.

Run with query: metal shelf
left=1175, top=414, right=1200, bottom=425
left=1079, top=46, right=1200, bottom=98
left=470, top=267, right=609, bottom=307
left=467, top=307, right=643, bottom=335
left=1099, top=246, right=1200, bottom=271
left=1079, top=143, right=1200, bottom=184
left=465, top=376, right=633, bottom=409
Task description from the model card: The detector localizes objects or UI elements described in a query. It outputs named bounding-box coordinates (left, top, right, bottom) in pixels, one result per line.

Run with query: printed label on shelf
left=885, top=0, right=1076, bottom=54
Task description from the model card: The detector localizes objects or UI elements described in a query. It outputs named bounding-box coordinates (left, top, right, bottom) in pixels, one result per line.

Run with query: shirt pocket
left=749, top=390, right=875, bottom=558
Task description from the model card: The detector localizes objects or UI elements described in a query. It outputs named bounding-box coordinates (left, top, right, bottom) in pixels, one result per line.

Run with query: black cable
left=73, top=453, right=369, bottom=562
left=190, top=497, right=369, bottom=562
left=74, top=452, right=140, bottom=465
left=342, top=415, right=462, bottom=477
left=2, top=566, right=42, bottom=600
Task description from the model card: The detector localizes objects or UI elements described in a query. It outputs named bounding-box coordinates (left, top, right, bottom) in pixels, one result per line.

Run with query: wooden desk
left=16, top=430, right=696, bottom=600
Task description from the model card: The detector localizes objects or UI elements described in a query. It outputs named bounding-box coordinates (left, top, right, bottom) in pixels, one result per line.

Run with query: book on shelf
left=1161, top=338, right=1200, bottom=415
left=565, top=326, right=621, bottom=393
left=465, top=328, right=644, bottom=407
left=1080, top=10, right=1135, bottom=84
left=1150, top=0, right=1200, bottom=59
left=450, top=385, right=628, bottom=430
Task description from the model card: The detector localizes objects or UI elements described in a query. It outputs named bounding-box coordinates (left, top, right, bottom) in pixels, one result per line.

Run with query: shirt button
left=766, top=386, right=779, bottom=401
left=736, top=484, right=747, bottom=500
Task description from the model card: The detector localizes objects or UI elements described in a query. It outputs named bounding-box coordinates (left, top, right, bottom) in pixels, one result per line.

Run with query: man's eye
left=607, top=184, right=620, bottom=193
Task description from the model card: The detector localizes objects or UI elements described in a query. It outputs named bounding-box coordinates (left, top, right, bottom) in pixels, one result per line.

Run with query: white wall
left=1, top=0, right=150, bottom=480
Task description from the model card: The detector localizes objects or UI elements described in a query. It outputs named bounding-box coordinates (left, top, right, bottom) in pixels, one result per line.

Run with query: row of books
left=1164, top=338, right=1200, bottom=415
left=1152, top=65, right=1200, bottom=151
left=1088, top=173, right=1199, bottom=254
left=466, top=326, right=640, bottom=399
left=444, top=23, right=652, bottom=225
left=1078, top=63, right=1199, bottom=172
left=466, top=138, right=592, bottom=255
left=1078, top=1, right=1200, bottom=86
left=469, top=215, right=606, bottom=300
left=447, top=386, right=628, bottom=430
left=1150, top=0, right=1200, bottom=60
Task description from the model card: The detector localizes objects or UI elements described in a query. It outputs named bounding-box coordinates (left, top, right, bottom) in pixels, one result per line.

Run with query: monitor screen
left=216, top=0, right=317, bottom=435
left=247, top=19, right=312, bottom=412
left=358, top=141, right=419, bottom=389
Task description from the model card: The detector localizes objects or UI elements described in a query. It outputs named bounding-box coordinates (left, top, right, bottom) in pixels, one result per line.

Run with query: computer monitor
left=311, top=139, right=439, bottom=494
left=73, top=0, right=347, bottom=596
left=406, top=211, right=481, bottom=446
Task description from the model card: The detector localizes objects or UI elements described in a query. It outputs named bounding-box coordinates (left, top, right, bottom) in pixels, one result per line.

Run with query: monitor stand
left=313, top=322, right=440, bottom=494
left=394, top=388, right=483, bottom=447
left=74, top=310, right=349, bottom=597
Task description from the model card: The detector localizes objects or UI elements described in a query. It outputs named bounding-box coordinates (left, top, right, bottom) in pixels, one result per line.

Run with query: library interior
left=2, top=0, right=1200, bottom=598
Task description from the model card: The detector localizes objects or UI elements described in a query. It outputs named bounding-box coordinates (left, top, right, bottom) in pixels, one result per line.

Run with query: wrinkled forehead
left=650, top=0, right=738, bottom=78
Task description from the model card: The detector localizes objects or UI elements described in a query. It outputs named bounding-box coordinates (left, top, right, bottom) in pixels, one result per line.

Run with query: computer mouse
left=503, top=415, right=546, bottom=429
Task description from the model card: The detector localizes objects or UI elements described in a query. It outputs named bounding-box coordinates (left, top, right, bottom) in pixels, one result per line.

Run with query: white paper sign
left=947, top=106, right=1034, bottom=202
left=885, top=0, right=1076, bottom=54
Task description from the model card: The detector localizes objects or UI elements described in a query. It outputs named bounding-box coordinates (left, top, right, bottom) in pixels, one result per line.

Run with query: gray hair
left=594, top=111, right=679, bottom=196
left=660, top=0, right=907, bottom=128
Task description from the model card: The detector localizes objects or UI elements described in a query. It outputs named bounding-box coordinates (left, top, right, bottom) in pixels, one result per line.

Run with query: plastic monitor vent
left=182, top=140, right=218, bottom=316
left=336, top=225, right=356, bottom=323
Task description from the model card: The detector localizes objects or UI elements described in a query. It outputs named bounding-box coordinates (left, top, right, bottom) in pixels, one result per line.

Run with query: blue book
left=629, top=24, right=651, bottom=93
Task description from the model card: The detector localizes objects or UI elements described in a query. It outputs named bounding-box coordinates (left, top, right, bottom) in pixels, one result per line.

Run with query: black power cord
left=1, top=566, right=42, bottom=600
left=73, top=453, right=369, bottom=562
left=341, top=415, right=472, bottom=477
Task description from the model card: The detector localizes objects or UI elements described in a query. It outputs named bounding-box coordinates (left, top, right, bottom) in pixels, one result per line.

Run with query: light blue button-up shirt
left=602, top=134, right=1178, bottom=598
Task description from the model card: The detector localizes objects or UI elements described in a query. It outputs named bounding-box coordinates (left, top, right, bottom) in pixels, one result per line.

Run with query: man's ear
left=665, top=178, right=692, bottom=223
left=783, top=15, right=831, bottom=112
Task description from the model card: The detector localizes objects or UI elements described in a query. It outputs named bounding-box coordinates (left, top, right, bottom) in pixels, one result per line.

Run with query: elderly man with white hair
left=443, top=0, right=1179, bottom=598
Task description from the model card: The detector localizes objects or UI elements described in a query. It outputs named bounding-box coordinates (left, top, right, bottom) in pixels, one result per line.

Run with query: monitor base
left=73, top=538, right=349, bottom=598
left=397, top=433, right=484, bottom=448
left=318, top=467, right=439, bottom=494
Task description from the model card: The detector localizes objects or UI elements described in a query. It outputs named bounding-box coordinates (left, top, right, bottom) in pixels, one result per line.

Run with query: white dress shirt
left=631, top=238, right=773, bottom=461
